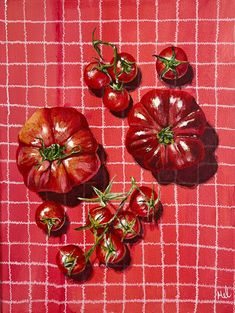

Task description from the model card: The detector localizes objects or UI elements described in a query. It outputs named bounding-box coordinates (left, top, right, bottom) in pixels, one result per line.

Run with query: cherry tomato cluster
left=45, top=178, right=163, bottom=278
left=84, top=30, right=138, bottom=112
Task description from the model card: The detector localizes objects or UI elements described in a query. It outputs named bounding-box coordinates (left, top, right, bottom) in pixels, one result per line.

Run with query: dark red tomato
left=87, top=205, right=113, bottom=235
left=96, top=233, right=127, bottom=265
left=113, top=211, right=141, bottom=241
left=17, top=107, right=100, bottom=193
left=35, top=201, right=65, bottom=236
left=56, top=245, right=86, bottom=277
left=103, top=85, right=130, bottom=112
left=154, top=46, right=188, bottom=81
left=129, top=186, right=161, bottom=220
left=84, top=62, right=110, bottom=90
left=126, top=89, right=207, bottom=172
left=108, top=52, right=137, bottom=83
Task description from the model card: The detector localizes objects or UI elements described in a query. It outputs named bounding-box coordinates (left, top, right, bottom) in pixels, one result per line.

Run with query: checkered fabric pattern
left=0, top=1, right=234, bottom=312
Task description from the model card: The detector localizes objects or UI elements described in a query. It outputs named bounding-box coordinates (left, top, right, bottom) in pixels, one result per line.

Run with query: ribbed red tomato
left=17, top=107, right=100, bottom=193
left=126, top=89, right=206, bottom=173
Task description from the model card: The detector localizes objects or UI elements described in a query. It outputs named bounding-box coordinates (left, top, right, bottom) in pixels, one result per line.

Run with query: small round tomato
left=96, top=233, right=127, bottom=265
left=87, top=205, right=113, bottom=235
left=113, top=211, right=141, bottom=241
left=108, top=52, right=138, bottom=83
left=154, top=46, right=188, bottom=81
left=56, top=245, right=86, bottom=277
left=84, top=62, right=110, bottom=90
left=103, top=85, right=130, bottom=112
left=129, top=186, right=161, bottom=221
left=35, top=201, right=65, bottom=236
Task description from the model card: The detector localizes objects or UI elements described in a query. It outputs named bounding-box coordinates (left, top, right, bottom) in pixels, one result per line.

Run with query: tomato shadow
left=162, top=64, right=194, bottom=88
left=39, top=145, right=110, bottom=207
left=68, top=261, right=94, bottom=283
left=110, top=96, right=133, bottom=119
left=88, top=87, right=104, bottom=98
left=123, top=68, right=142, bottom=92
left=153, top=123, right=219, bottom=187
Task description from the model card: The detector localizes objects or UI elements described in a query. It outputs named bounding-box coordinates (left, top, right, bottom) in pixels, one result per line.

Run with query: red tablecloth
left=0, top=1, right=234, bottom=312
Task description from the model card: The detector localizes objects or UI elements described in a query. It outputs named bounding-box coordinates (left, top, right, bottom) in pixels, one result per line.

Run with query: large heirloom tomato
left=17, top=107, right=100, bottom=193
left=126, top=90, right=206, bottom=172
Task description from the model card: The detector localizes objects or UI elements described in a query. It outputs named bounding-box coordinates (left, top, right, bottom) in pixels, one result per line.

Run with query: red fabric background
left=0, top=1, right=234, bottom=312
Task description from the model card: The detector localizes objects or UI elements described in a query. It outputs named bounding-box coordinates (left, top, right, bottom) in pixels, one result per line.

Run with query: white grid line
left=77, top=1, right=86, bottom=312
left=23, top=1, right=32, bottom=312
left=0, top=17, right=235, bottom=23
left=4, top=1, right=12, bottom=312
left=0, top=298, right=234, bottom=305
left=174, top=2, right=180, bottom=311
left=118, top=1, right=127, bottom=312
left=194, top=1, right=200, bottom=311
left=214, top=1, right=220, bottom=312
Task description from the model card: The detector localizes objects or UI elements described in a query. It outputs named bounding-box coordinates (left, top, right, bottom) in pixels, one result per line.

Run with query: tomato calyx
left=118, top=56, right=135, bottom=76
left=157, top=126, right=174, bottom=145
left=60, top=249, right=78, bottom=276
left=115, top=216, right=138, bottom=238
left=109, top=81, right=124, bottom=92
left=153, top=46, right=188, bottom=80
left=37, top=137, right=81, bottom=163
left=40, top=217, right=62, bottom=237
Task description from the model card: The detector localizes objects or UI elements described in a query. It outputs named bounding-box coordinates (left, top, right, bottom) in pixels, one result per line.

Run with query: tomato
left=56, top=245, right=86, bottom=277
left=103, top=85, right=130, bottom=112
left=35, top=201, right=65, bottom=236
left=154, top=46, right=188, bottom=81
left=17, top=107, right=100, bottom=193
left=113, top=211, right=141, bottom=241
left=108, top=52, right=137, bottom=83
left=96, top=233, right=127, bottom=265
left=126, top=89, right=207, bottom=173
left=129, top=186, right=161, bottom=221
left=87, top=205, right=113, bottom=235
left=84, top=62, right=110, bottom=90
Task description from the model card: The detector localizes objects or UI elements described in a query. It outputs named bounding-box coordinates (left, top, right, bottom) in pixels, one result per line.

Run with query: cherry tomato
left=96, top=233, right=127, bottom=265
left=56, top=245, right=86, bottom=277
left=129, top=186, right=161, bottom=221
left=84, top=62, right=110, bottom=90
left=108, top=52, right=138, bottom=83
left=103, top=85, right=130, bottom=112
left=87, top=205, right=113, bottom=235
left=154, top=46, right=188, bottom=81
left=113, top=211, right=141, bottom=241
left=35, top=201, right=65, bottom=236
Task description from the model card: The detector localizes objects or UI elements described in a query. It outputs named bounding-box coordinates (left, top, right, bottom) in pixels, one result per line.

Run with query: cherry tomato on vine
left=84, top=62, right=110, bottom=90
left=56, top=245, right=86, bottom=277
left=35, top=201, right=65, bottom=236
left=86, top=205, right=113, bottom=235
left=96, top=233, right=127, bottom=266
left=108, top=52, right=138, bottom=83
left=103, top=85, right=130, bottom=112
left=113, top=211, right=141, bottom=241
left=129, top=186, right=162, bottom=221
left=154, top=46, right=188, bottom=81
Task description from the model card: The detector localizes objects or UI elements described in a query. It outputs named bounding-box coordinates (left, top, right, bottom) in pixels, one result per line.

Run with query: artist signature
left=217, top=286, right=232, bottom=300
